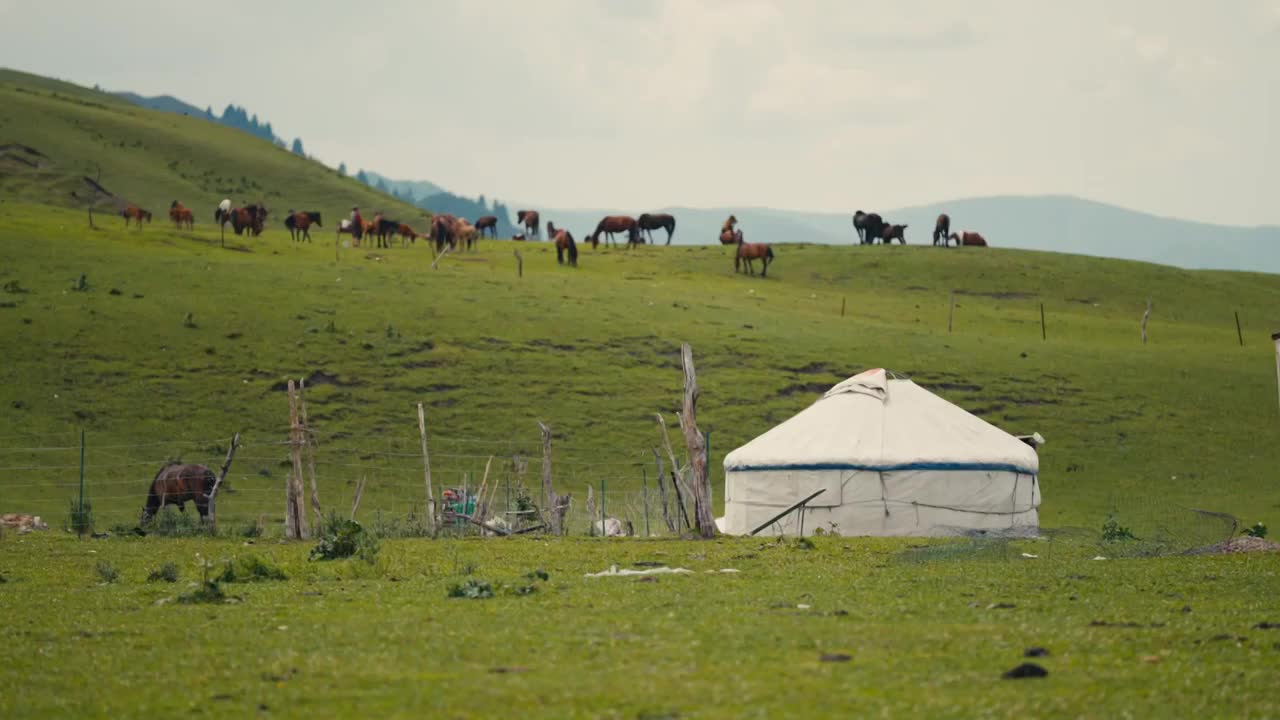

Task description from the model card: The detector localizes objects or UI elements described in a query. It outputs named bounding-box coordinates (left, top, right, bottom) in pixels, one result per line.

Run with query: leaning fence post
left=1141, top=299, right=1152, bottom=345
left=1040, top=302, right=1046, bottom=341
left=417, top=403, right=437, bottom=533
left=77, top=429, right=86, bottom=538
left=208, top=432, right=241, bottom=533
left=1272, top=331, right=1280, bottom=418
left=1235, top=311, right=1243, bottom=347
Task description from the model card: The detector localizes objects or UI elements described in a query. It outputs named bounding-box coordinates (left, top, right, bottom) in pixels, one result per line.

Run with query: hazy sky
left=2, top=1, right=1276, bottom=225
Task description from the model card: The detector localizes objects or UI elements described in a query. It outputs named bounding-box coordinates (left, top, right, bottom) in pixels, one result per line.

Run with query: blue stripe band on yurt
left=725, top=462, right=1037, bottom=475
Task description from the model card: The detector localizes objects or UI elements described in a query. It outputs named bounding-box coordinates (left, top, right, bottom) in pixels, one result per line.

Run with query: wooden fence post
left=514, top=249, right=523, bottom=278
left=417, top=403, right=437, bottom=533
left=207, top=432, right=241, bottom=533
left=538, top=422, right=567, bottom=535
left=1273, top=332, right=1280, bottom=417
left=1141, top=299, right=1152, bottom=345
left=948, top=291, right=955, bottom=333
left=652, top=448, right=674, bottom=533
left=299, top=378, right=323, bottom=530
left=1235, top=311, right=1243, bottom=347
left=655, top=414, right=691, bottom=530
left=1040, top=302, right=1046, bottom=341
left=678, top=342, right=715, bottom=538
left=286, top=380, right=309, bottom=540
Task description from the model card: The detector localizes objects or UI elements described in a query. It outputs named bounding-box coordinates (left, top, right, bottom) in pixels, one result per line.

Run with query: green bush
left=1243, top=522, right=1268, bottom=539
left=66, top=498, right=94, bottom=535
left=146, top=562, right=180, bottom=583
left=447, top=579, right=494, bottom=599
left=147, top=508, right=209, bottom=537
left=216, top=555, right=286, bottom=583
left=1102, top=516, right=1137, bottom=542
left=95, top=561, right=119, bottom=584
left=177, top=581, right=227, bottom=605
left=310, top=516, right=379, bottom=563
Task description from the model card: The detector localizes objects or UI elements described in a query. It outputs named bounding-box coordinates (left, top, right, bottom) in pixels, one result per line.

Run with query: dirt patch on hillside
left=778, top=382, right=831, bottom=397
left=955, top=290, right=1036, bottom=300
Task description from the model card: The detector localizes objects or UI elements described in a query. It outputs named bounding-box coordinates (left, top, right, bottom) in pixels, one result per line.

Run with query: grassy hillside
left=0, top=68, right=424, bottom=228
left=2, top=200, right=1279, bottom=535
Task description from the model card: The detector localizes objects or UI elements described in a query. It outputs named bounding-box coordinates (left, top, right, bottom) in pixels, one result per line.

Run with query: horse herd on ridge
left=117, top=199, right=990, bottom=279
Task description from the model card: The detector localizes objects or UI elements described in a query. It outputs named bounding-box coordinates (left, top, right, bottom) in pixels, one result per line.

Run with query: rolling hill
left=0, top=68, right=424, bottom=230
left=530, top=198, right=1280, bottom=273
left=1, top=67, right=1279, bottom=538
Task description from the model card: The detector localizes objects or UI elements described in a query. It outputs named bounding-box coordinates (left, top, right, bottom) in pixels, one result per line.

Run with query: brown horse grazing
left=431, top=213, right=458, bottom=253
left=516, top=210, right=541, bottom=240
left=229, top=204, right=268, bottom=236
left=638, top=213, right=676, bottom=245
left=933, top=214, right=950, bottom=246
left=719, top=228, right=743, bottom=245
left=140, top=462, right=217, bottom=525
left=397, top=223, right=419, bottom=245
left=474, top=215, right=498, bottom=238
left=879, top=224, right=908, bottom=245
left=122, top=205, right=152, bottom=228
left=734, top=236, right=775, bottom=277
left=950, top=231, right=987, bottom=247
left=285, top=210, right=322, bottom=243
left=169, top=201, right=193, bottom=230
left=853, top=210, right=885, bottom=245
left=455, top=219, right=479, bottom=251
left=591, top=215, right=641, bottom=249
left=548, top=223, right=578, bottom=266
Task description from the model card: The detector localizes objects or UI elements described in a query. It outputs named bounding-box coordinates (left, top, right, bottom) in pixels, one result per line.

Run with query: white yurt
left=720, top=368, right=1040, bottom=537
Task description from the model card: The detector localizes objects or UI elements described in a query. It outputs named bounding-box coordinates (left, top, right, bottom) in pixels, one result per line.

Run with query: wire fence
left=0, top=426, right=699, bottom=539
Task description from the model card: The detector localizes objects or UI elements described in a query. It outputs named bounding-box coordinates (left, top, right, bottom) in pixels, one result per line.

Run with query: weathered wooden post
left=1040, top=303, right=1046, bottom=341
left=948, top=291, right=955, bottom=333
left=299, top=379, right=322, bottom=529
left=1273, top=332, right=1280, bottom=417
left=207, top=432, right=241, bottom=533
left=514, top=249, right=523, bottom=278
left=678, top=342, right=716, bottom=538
left=286, top=380, right=309, bottom=540
left=1234, top=311, right=1243, bottom=347
left=1141, top=299, right=1152, bottom=344
left=538, top=422, right=567, bottom=534
left=417, top=403, right=437, bottom=533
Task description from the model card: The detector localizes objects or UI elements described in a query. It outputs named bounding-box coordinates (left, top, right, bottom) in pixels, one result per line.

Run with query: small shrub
left=1243, top=522, right=1268, bottom=539
left=95, top=561, right=119, bottom=584
left=239, top=521, right=263, bottom=539
left=1102, top=516, right=1137, bottom=542
left=66, top=499, right=94, bottom=535
left=310, top=517, right=379, bottom=563
left=216, top=555, right=286, bottom=583
left=147, top=508, right=209, bottom=537
left=177, top=581, right=227, bottom=605
left=447, top=579, right=494, bottom=599
left=147, top=562, right=180, bottom=583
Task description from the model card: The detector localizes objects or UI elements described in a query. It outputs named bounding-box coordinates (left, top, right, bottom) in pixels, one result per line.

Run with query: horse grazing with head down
left=285, top=210, right=322, bottom=243
left=431, top=213, right=458, bottom=253
left=933, top=214, right=950, bottom=246
left=455, top=219, right=479, bottom=252
left=516, top=210, right=541, bottom=240
left=548, top=223, right=578, bottom=266
left=591, top=215, right=641, bottom=249
left=122, top=205, right=152, bottom=228
left=853, top=211, right=885, bottom=245
left=638, top=213, right=676, bottom=245
left=140, top=462, right=217, bottom=525
left=734, top=234, right=775, bottom=277
left=397, top=223, right=420, bottom=245
left=169, top=201, right=193, bottom=230
left=228, top=203, right=268, bottom=236
left=474, top=215, right=498, bottom=238
left=950, top=231, right=987, bottom=247
left=880, top=224, right=908, bottom=245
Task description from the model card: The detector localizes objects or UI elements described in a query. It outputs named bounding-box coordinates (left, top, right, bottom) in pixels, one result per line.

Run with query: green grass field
left=3, top=69, right=1280, bottom=718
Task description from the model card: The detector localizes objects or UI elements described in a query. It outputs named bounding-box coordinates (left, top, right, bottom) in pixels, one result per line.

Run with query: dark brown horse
left=880, top=224, right=908, bottom=245
left=933, top=214, right=950, bottom=246
left=853, top=211, right=885, bottom=245
left=721, top=215, right=738, bottom=236
left=734, top=236, right=775, bottom=277
left=122, top=205, right=152, bottom=228
left=431, top=213, right=458, bottom=252
left=397, top=223, right=419, bottom=245
left=591, top=215, right=641, bottom=249
left=950, top=231, right=988, bottom=247
left=169, top=201, right=193, bottom=230
left=474, top=215, right=498, bottom=238
left=285, top=210, right=322, bottom=243
left=719, top=228, right=743, bottom=245
left=516, top=210, right=541, bottom=240
left=228, top=204, right=268, bottom=236
left=548, top=223, right=578, bottom=267
left=638, top=213, right=676, bottom=245
left=140, top=462, right=217, bottom=525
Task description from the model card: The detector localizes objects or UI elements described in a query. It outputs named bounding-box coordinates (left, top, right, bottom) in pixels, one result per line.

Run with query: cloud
left=747, top=57, right=922, bottom=119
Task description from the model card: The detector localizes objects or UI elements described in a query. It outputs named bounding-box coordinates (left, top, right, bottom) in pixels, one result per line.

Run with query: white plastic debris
left=584, top=565, right=693, bottom=578
left=1093, top=556, right=1108, bottom=561
left=1021, top=553, right=1039, bottom=559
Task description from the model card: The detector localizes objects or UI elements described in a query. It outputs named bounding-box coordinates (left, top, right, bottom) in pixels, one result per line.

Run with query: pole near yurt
left=1273, top=332, right=1280, bottom=417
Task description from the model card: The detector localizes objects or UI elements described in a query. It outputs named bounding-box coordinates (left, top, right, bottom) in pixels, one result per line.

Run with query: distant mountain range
left=526, top=196, right=1280, bottom=274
